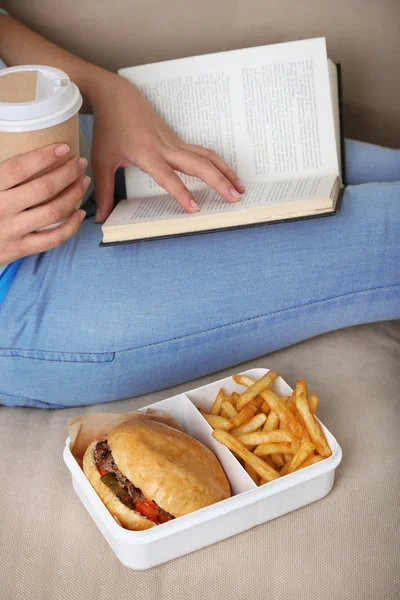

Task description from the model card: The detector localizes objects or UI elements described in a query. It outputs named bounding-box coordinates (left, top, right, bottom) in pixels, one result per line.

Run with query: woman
left=0, top=12, right=399, bottom=408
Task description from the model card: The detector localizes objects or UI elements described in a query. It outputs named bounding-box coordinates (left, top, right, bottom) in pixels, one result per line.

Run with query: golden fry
left=263, top=455, right=275, bottom=468
left=295, top=380, right=331, bottom=458
left=286, top=390, right=299, bottom=416
left=231, top=413, right=267, bottom=437
left=297, top=378, right=308, bottom=397
left=253, top=443, right=292, bottom=456
left=291, top=440, right=300, bottom=454
left=280, top=441, right=315, bottom=475
left=270, top=453, right=284, bottom=467
left=210, top=388, right=225, bottom=415
left=245, top=462, right=260, bottom=485
left=260, top=401, right=270, bottom=415
left=230, top=397, right=263, bottom=427
left=230, top=392, right=240, bottom=408
left=237, top=430, right=296, bottom=446
left=262, top=389, right=304, bottom=438
left=232, top=374, right=256, bottom=388
left=308, top=393, right=319, bottom=415
left=212, top=429, right=280, bottom=482
left=220, top=406, right=230, bottom=419
left=235, top=371, right=279, bottom=411
left=283, top=453, right=292, bottom=463
left=199, top=410, right=233, bottom=431
left=263, top=410, right=280, bottom=432
left=298, top=454, right=323, bottom=470
left=220, top=400, right=238, bottom=419
left=298, top=421, right=311, bottom=441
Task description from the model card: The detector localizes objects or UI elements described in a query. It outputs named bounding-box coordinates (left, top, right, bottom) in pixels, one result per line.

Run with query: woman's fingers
left=7, top=175, right=91, bottom=238
left=183, top=144, right=245, bottom=193
left=2, top=156, right=88, bottom=214
left=0, top=143, right=71, bottom=192
left=91, top=157, right=116, bottom=224
left=93, top=166, right=114, bottom=222
left=139, top=156, right=201, bottom=213
left=166, top=148, right=243, bottom=204
left=20, top=209, right=86, bottom=257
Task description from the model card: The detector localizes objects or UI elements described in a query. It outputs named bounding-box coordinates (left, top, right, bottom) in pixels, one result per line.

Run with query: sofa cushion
left=1, top=320, right=399, bottom=599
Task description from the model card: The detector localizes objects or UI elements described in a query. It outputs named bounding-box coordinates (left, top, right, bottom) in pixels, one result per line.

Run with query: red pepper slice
left=135, top=500, right=173, bottom=524
left=98, top=469, right=109, bottom=477
left=135, top=500, right=159, bottom=524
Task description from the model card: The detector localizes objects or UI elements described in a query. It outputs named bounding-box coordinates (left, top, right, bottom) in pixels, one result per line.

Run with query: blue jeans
left=0, top=140, right=399, bottom=408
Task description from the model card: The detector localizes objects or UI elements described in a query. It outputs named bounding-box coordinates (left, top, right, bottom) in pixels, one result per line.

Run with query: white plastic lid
left=0, top=65, right=82, bottom=132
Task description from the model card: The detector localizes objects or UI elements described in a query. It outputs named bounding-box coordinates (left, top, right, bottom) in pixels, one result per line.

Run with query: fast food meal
left=200, top=373, right=332, bottom=486
left=83, top=420, right=231, bottom=530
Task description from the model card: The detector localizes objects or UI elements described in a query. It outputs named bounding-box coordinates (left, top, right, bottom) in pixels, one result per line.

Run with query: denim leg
left=345, top=139, right=400, bottom=185
left=0, top=144, right=399, bottom=407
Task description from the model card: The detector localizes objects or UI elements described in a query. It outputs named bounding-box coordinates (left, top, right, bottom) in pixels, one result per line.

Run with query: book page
left=104, top=174, right=337, bottom=226
left=120, top=38, right=339, bottom=198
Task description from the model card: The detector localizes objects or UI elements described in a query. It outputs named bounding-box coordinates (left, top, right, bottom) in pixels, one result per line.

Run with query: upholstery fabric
left=1, top=321, right=399, bottom=599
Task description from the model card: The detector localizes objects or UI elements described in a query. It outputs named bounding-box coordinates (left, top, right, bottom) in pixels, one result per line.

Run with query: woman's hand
left=90, top=74, right=245, bottom=223
left=0, top=144, right=90, bottom=266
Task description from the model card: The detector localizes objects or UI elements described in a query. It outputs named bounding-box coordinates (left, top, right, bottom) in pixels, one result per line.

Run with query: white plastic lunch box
left=64, top=368, right=342, bottom=569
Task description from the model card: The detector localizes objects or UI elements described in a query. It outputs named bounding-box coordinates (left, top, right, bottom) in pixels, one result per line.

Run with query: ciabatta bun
left=83, top=420, right=231, bottom=529
left=108, top=420, right=231, bottom=518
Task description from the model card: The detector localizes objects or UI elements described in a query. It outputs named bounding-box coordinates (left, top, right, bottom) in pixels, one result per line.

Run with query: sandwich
left=83, top=419, right=231, bottom=530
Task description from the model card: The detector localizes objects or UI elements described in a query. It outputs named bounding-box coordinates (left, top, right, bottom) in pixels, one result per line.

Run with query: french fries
left=235, top=371, right=279, bottom=411
left=262, top=389, right=304, bottom=438
left=308, top=393, right=319, bottom=415
left=198, top=372, right=332, bottom=487
left=260, top=401, right=270, bottom=415
left=230, top=392, right=240, bottom=408
left=232, top=374, right=256, bottom=388
left=280, top=441, right=315, bottom=476
left=230, top=397, right=263, bottom=428
left=210, top=388, right=225, bottom=415
left=237, top=430, right=296, bottom=446
left=220, top=400, right=238, bottom=420
left=253, top=443, right=292, bottom=456
left=212, top=430, right=280, bottom=482
left=295, top=380, right=331, bottom=459
left=230, top=413, right=266, bottom=436
left=245, top=462, right=260, bottom=485
left=199, top=410, right=233, bottom=431
left=299, top=454, right=323, bottom=470
left=263, top=410, right=280, bottom=432
left=270, top=453, right=284, bottom=467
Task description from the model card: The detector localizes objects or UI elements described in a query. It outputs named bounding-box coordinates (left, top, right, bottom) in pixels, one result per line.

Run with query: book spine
left=336, top=63, right=346, bottom=186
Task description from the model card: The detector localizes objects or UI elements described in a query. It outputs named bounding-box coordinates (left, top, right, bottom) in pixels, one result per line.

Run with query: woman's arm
left=0, top=13, right=114, bottom=112
left=0, top=13, right=244, bottom=222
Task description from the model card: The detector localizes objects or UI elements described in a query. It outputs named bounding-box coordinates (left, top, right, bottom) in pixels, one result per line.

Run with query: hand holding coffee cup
left=0, top=143, right=89, bottom=266
left=0, top=65, right=89, bottom=264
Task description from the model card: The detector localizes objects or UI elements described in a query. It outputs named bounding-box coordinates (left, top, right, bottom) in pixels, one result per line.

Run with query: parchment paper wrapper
left=68, top=409, right=184, bottom=468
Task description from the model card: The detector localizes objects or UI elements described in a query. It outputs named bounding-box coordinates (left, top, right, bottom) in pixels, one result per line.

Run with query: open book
left=101, top=37, right=344, bottom=245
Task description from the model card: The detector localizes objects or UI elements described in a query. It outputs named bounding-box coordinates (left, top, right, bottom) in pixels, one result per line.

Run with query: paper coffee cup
left=0, top=65, right=83, bottom=229
left=0, top=65, right=82, bottom=160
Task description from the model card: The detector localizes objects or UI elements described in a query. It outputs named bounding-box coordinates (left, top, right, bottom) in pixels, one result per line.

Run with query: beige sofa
left=1, top=1, right=399, bottom=598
